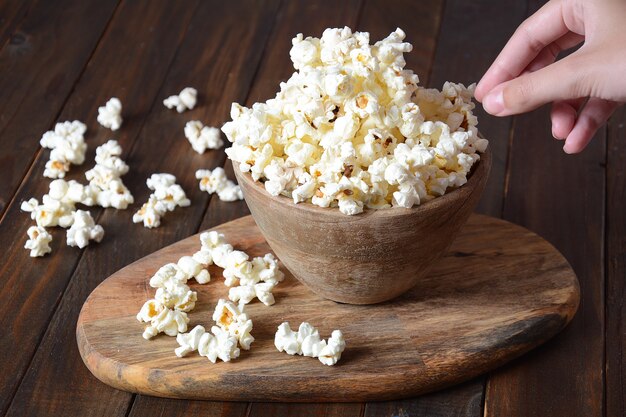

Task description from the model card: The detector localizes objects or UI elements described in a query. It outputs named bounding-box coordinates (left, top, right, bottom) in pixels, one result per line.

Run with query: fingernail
left=483, top=89, right=504, bottom=115
left=563, top=142, right=574, bottom=154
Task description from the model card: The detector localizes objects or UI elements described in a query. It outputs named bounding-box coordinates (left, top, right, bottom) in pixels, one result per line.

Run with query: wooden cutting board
left=76, top=214, right=579, bottom=402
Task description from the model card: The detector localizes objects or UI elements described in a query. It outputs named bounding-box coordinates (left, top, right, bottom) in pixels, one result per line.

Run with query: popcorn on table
left=85, top=139, right=134, bottom=209
left=97, top=97, right=123, bottom=131
left=184, top=121, right=224, bottom=154
left=212, top=299, right=254, bottom=350
left=175, top=325, right=240, bottom=363
left=195, top=168, right=243, bottom=202
left=66, top=210, right=104, bottom=248
left=164, top=87, right=197, bottom=113
left=222, top=27, right=489, bottom=215
left=133, top=173, right=190, bottom=228
left=136, top=299, right=189, bottom=340
left=24, top=226, right=52, bottom=257
left=275, top=322, right=345, bottom=365
left=40, top=121, right=87, bottom=179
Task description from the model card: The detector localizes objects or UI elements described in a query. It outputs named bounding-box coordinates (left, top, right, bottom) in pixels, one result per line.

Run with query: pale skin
left=475, top=0, right=626, bottom=153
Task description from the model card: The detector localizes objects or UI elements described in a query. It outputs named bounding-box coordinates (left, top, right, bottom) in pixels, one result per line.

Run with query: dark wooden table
left=0, top=1, right=623, bottom=416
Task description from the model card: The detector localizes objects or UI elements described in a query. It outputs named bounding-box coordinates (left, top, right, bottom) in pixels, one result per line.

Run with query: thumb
left=481, top=53, right=589, bottom=116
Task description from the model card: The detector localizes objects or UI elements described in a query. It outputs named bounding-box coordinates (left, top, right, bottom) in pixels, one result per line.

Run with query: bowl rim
left=234, top=144, right=491, bottom=219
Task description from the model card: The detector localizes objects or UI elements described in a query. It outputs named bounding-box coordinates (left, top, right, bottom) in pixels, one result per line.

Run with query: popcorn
left=133, top=173, right=190, bottom=228
left=136, top=300, right=189, bottom=340
left=212, top=299, right=254, bottom=350
left=228, top=282, right=276, bottom=307
left=86, top=140, right=134, bottom=209
left=184, top=121, right=224, bottom=154
left=163, top=87, right=197, bottom=113
left=222, top=28, right=488, bottom=215
left=149, top=263, right=188, bottom=288
left=40, top=121, right=87, bottom=179
left=177, top=255, right=210, bottom=284
left=155, top=283, right=197, bottom=312
left=176, top=325, right=242, bottom=364
left=66, top=210, right=104, bottom=248
left=24, top=226, right=52, bottom=257
left=195, top=168, right=243, bottom=202
left=222, top=250, right=252, bottom=287
left=318, top=330, right=346, bottom=366
left=175, top=324, right=207, bottom=357
left=20, top=196, right=74, bottom=228
left=97, top=97, right=123, bottom=131
left=275, top=322, right=344, bottom=365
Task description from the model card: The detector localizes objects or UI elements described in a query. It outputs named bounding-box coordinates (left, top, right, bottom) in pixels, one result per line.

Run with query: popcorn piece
left=155, top=282, right=197, bottom=312
left=137, top=300, right=189, bottom=340
left=97, top=97, right=123, bottom=131
left=164, top=87, right=197, bottom=113
left=40, top=120, right=87, bottom=179
left=222, top=28, right=488, bottom=215
left=85, top=140, right=134, bottom=209
left=209, top=325, right=241, bottom=362
left=66, top=210, right=104, bottom=248
left=134, top=173, right=189, bottom=228
left=177, top=255, right=210, bottom=284
left=222, top=250, right=252, bottom=287
left=24, top=226, right=52, bottom=257
left=274, top=322, right=299, bottom=355
left=250, top=253, right=285, bottom=285
left=150, top=262, right=188, bottom=288
left=228, top=282, right=276, bottom=307
left=318, top=330, right=346, bottom=366
left=212, top=299, right=254, bottom=350
left=175, top=325, right=207, bottom=357
left=184, top=121, right=224, bottom=154
left=274, top=322, right=343, bottom=364
left=21, top=196, right=74, bottom=228
left=195, top=168, right=243, bottom=202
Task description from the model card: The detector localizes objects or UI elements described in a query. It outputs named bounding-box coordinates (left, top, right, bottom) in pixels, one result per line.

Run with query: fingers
left=563, top=98, right=619, bottom=153
left=550, top=98, right=584, bottom=139
left=476, top=0, right=570, bottom=101
left=523, top=32, right=584, bottom=73
left=481, top=54, right=587, bottom=116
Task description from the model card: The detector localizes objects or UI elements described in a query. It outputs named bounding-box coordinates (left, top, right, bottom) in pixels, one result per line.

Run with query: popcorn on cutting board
left=133, top=173, right=190, bottom=228
left=222, top=27, right=489, bottom=215
left=97, top=97, right=123, bottom=131
left=184, top=121, right=224, bottom=154
left=163, top=87, right=197, bottom=113
left=275, top=322, right=346, bottom=365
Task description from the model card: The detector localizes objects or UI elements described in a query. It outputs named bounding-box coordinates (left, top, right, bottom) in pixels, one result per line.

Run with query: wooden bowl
left=234, top=147, right=491, bottom=304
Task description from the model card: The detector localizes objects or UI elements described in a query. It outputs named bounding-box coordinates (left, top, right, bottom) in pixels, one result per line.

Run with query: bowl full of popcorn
left=223, top=27, right=491, bottom=304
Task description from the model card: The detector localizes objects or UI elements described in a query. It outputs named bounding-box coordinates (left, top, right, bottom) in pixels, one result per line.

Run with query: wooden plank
left=0, top=0, right=119, bottom=215
left=77, top=214, right=578, bottom=401
left=4, top=1, right=280, bottom=416
left=0, top=0, right=200, bottom=414
left=128, top=398, right=248, bottom=417
left=0, top=0, right=33, bottom=50
left=484, top=56, right=606, bottom=417
left=363, top=378, right=484, bottom=417
left=249, top=403, right=363, bottom=417
left=356, top=0, right=443, bottom=82
left=606, top=108, right=625, bottom=417
left=428, top=0, right=526, bottom=217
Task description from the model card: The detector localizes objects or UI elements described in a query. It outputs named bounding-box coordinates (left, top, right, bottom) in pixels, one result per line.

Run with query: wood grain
left=428, top=0, right=527, bottom=217
left=606, top=107, right=625, bottom=417
left=234, top=147, right=490, bottom=304
left=0, top=0, right=119, bottom=215
left=3, top=2, right=281, bottom=416
left=77, top=214, right=579, bottom=402
left=484, top=2, right=606, bottom=412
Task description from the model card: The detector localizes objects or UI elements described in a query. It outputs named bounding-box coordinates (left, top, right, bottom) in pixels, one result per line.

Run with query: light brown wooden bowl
left=234, top=147, right=491, bottom=304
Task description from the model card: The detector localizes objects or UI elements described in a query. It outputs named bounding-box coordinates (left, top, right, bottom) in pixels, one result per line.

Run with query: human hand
left=475, top=0, right=626, bottom=153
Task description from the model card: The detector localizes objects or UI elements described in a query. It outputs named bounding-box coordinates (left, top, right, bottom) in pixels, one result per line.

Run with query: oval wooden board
left=77, top=214, right=579, bottom=402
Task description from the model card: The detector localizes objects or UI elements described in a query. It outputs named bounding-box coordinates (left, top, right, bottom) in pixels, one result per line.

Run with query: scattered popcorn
left=175, top=324, right=207, bottom=357
left=40, top=120, right=87, bottom=179
left=20, top=196, right=74, bottom=228
left=133, top=173, right=190, bottom=228
left=97, top=97, right=123, bottom=131
left=228, top=282, right=276, bottom=307
left=318, top=330, right=346, bottom=366
left=195, top=168, right=243, bottom=202
left=177, top=255, right=210, bottom=284
left=184, top=121, right=224, bottom=154
left=208, top=325, right=241, bottom=362
left=212, top=299, right=254, bottom=350
left=24, top=226, right=52, bottom=257
left=275, top=322, right=344, bottom=365
left=136, top=299, right=189, bottom=340
left=164, top=87, right=197, bottom=113
left=222, top=27, right=488, bottom=215
left=155, top=282, right=197, bottom=312
left=85, top=140, right=134, bottom=209
left=175, top=324, right=241, bottom=363
left=66, top=210, right=104, bottom=248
